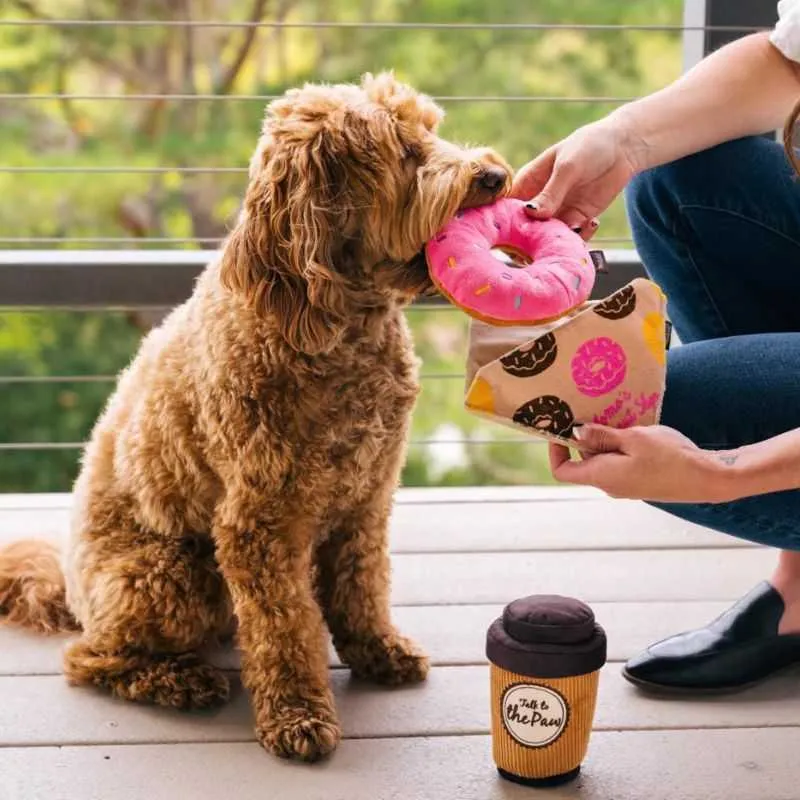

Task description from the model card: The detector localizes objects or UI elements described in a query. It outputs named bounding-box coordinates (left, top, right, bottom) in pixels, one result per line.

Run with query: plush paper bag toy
left=464, top=278, right=669, bottom=445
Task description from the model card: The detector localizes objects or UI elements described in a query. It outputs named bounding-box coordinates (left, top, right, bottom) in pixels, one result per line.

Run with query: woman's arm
left=615, top=32, right=800, bottom=174
left=547, top=424, right=800, bottom=504
left=723, top=428, right=800, bottom=499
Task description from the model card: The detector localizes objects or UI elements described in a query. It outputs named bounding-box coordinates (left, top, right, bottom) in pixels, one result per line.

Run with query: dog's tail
left=0, top=540, right=80, bottom=633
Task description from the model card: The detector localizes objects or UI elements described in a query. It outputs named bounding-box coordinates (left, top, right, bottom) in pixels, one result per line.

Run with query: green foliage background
left=0, top=0, right=683, bottom=492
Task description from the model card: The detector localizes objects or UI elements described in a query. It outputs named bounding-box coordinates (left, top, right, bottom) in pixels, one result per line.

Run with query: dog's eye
left=403, top=144, right=421, bottom=163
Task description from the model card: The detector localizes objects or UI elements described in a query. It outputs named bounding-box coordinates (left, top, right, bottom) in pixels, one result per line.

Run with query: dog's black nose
left=477, top=167, right=507, bottom=193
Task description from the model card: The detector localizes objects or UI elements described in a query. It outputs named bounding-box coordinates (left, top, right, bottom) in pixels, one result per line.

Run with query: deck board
left=0, top=492, right=751, bottom=552
left=0, top=489, right=790, bottom=799
left=388, top=549, right=770, bottom=605
left=4, top=665, right=800, bottom=747
left=2, top=730, right=797, bottom=800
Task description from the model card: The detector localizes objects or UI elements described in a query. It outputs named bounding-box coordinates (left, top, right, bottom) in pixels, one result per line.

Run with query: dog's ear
left=220, top=126, right=350, bottom=355
left=362, top=71, right=443, bottom=132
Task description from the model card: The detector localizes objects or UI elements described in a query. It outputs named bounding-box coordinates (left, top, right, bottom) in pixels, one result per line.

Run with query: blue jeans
left=626, top=136, right=800, bottom=550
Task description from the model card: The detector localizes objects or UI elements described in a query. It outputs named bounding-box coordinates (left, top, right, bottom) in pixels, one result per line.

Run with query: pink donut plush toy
left=425, top=198, right=595, bottom=326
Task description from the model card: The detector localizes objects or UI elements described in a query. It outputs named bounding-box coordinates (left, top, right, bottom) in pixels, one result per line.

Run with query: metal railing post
left=682, top=0, right=707, bottom=71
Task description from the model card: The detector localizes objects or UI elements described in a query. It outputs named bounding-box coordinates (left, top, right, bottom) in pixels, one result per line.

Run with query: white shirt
left=771, top=0, right=800, bottom=63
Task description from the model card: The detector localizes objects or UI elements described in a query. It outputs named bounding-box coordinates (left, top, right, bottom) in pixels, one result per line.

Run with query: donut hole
left=490, top=244, right=533, bottom=269
left=589, top=359, right=607, bottom=374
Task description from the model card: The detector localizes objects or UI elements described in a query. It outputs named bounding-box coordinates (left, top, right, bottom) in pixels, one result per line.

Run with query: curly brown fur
left=0, top=541, right=79, bottom=633
left=0, top=72, right=510, bottom=762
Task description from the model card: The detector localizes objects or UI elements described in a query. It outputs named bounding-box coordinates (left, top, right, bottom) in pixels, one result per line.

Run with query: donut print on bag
left=593, top=285, right=637, bottom=320
left=512, top=395, right=575, bottom=438
left=500, top=333, right=558, bottom=377
left=571, top=337, right=627, bottom=397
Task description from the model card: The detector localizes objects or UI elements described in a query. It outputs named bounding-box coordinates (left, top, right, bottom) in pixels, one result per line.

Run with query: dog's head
left=220, top=71, right=512, bottom=353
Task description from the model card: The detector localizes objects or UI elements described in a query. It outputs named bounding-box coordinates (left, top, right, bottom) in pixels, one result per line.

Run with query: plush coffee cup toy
left=486, top=595, right=607, bottom=786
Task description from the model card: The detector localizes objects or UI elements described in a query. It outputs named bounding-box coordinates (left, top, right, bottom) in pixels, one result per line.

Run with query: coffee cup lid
left=487, top=594, right=606, bottom=678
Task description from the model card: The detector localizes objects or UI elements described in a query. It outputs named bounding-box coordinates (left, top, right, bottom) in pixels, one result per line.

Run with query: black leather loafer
left=623, top=582, right=800, bottom=694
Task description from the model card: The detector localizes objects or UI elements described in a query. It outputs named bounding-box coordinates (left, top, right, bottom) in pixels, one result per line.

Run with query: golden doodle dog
left=0, top=72, right=511, bottom=761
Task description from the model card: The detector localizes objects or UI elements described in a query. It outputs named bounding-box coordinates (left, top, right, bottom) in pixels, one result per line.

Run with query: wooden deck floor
left=0, top=488, right=794, bottom=800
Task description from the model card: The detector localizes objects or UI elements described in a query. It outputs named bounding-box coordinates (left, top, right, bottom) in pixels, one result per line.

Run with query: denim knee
left=624, top=165, right=679, bottom=286
left=625, top=137, right=783, bottom=259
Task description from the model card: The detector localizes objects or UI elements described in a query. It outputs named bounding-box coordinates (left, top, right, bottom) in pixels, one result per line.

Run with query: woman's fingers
left=548, top=442, right=573, bottom=472
left=527, top=160, right=577, bottom=218
left=518, top=154, right=584, bottom=219
left=556, top=211, right=600, bottom=240
left=548, top=444, right=594, bottom=485
left=559, top=208, right=585, bottom=230
left=573, top=424, right=625, bottom=453
left=511, top=149, right=555, bottom=204
left=514, top=150, right=602, bottom=237
left=582, top=218, right=600, bottom=241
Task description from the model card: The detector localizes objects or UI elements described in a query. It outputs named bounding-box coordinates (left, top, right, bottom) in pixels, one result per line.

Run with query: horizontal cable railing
left=0, top=372, right=467, bottom=383
left=0, top=19, right=767, bottom=31
left=0, top=237, right=638, bottom=245
left=0, top=437, right=552, bottom=452
left=1, top=94, right=639, bottom=103
left=0, top=166, right=250, bottom=174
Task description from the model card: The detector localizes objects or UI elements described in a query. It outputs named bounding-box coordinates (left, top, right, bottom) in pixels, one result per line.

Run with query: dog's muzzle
left=462, top=166, right=511, bottom=209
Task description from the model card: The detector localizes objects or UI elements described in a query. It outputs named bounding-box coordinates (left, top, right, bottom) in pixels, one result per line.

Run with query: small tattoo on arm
left=718, top=454, right=739, bottom=466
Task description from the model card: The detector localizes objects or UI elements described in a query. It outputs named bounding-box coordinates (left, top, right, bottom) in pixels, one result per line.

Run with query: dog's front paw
left=257, top=701, right=341, bottom=762
left=342, top=633, right=430, bottom=686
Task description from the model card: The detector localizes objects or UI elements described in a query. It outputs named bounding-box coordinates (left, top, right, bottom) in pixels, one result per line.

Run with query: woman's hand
left=510, top=115, right=644, bottom=236
left=548, top=424, right=738, bottom=504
